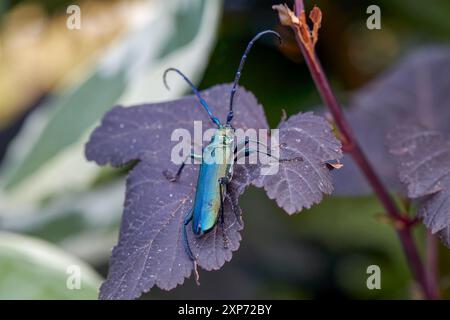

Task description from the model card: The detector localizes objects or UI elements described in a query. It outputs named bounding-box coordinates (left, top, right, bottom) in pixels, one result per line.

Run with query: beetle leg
left=164, top=152, right=202, bottom=182
left=218, top=177, right=230, bottom=185
left=218, top=178, right=229, bottom=249
left=219, top=176, right=243, bottom=226
left=234, top=137, right=279, bottom=163
left=183, top=208, right=200, bottom=284
left=233, top=144, right=247, bottom=162
left=234, top=137, right=270, bottom=155
left=183, top=208, right=195, bottom=260
left=234, top=146, right=279, bottom=163
left=234, top=136, right=249, bottom=155
left=230, top=188, right=244, bottom=226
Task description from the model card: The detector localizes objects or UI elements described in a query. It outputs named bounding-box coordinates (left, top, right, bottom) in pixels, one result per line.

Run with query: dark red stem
left=426, top=232, right=440, bottom=297
left=292, top=0, right=439, bottom=300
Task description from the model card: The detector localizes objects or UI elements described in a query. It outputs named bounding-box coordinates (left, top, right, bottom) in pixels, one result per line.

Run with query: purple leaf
left=86, top=83, right=342, bottom=299
left=98, top=162, right=250, bottom=299
left=333, top=46, right=450, bottom=195
left=254, top=112, right=342, bottom=214
left=388, top=125, right=450, bottom=247
left=88, top=85, right=268, bottom=299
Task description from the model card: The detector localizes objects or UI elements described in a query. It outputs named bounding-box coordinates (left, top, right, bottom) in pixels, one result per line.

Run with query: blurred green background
left=1, top=0, right=450, bottom=299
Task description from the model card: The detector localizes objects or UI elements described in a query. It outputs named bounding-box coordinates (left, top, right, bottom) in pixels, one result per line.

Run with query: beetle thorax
left=214, top=126, right=235, bottom=146
left=203, top=127, right=235, bottom=165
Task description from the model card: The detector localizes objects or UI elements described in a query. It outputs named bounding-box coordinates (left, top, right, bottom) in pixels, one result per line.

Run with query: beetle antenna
left=163, top=68, right=221, bottom=127
left=226, top=30, right=281, bottom=125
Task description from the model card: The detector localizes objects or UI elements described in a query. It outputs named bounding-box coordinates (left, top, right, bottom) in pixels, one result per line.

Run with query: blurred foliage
left=0, top=0, right=137, bottom=127
left=0, top=0, right=223, bottom=298
left=0, top=0, right=221, bottom=202
left=1, top=0, right=450, bottom=299
left=0, top=232, right=102, bottom=299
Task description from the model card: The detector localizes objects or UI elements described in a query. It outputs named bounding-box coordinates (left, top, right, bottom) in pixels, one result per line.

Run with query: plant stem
left=291, top=0, right=439, bottom=300
left=426, top=232, right=439, bottom=296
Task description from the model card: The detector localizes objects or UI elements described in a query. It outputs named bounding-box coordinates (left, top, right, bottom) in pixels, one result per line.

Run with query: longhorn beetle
left=163, top=30, right=281, bottom=278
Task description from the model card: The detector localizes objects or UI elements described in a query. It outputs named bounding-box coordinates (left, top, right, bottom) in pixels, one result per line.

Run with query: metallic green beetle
left=164, top=30, right=281, bottom=268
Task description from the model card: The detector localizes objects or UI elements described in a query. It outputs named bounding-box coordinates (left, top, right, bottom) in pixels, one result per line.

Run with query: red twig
left=277, top=0, right=439, bottom=299
left=426, top=232, right=440, bottom=297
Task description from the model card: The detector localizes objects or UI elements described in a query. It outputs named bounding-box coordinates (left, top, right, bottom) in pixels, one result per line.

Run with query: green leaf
left=1, top=181, right=124, bottom=264
left=0, top=232, right=102, bottom=299
left=3, top=73, right=126, bottom=189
